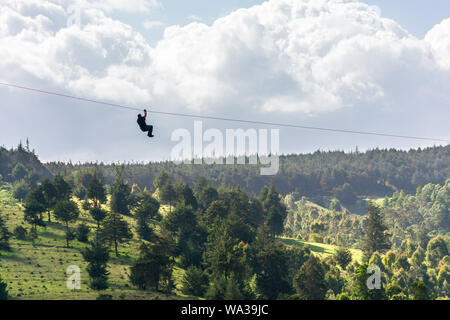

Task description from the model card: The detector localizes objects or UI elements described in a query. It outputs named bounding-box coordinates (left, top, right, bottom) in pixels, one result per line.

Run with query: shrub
left=309, top=233, right=323, bottom=243
left=334, top=247, right=353, bottom=269
left=181, top=266, right=209, bottom=297
left=13, top=226, right=28, bottom=240
left=76, top=224, right=90, bottom=243
left=0, top=276, right=8, bottom=300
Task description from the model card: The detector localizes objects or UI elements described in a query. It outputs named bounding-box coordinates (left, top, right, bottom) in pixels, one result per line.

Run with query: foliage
left=100, top=211, right=133, bottom=257
left=129, top=232, right=174, bottom=292
left=363, top=203, right=390, bottom=261
left=294, top=255, right=327, bottom=300
left=334, top=247, right=353, bottom=270
left=134, top=193, right=160, bottom=241
left=76, top=223, right=91, bottom=243
left=181, top=266, right=209, bottom=297
left=82, top=238, right=110, bottom=291
left=0, top=276, right=8, bottom=300
left=53, top=199, right=80, bottom=247
left=0, top=211, right=11, bottom=252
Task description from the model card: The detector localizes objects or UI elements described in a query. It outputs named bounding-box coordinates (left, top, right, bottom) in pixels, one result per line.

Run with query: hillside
left=1, top=145, right=449, bottom=300
left=0, top=145, right=52, bottom=183
left=0, top=184, right=185, bottom=300
left=45, top=146, right=450, bottom=204
left=279, top=237, right=363, bottom=263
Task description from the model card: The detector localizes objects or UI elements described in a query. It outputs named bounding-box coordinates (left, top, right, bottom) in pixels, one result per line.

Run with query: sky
left=0, top=0, right=449, bottom=164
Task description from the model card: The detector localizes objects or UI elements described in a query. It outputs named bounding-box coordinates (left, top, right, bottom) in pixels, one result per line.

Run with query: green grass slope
left=279, top=237, right=363, bottom=263
left=0, top=184, right=186, bottom=300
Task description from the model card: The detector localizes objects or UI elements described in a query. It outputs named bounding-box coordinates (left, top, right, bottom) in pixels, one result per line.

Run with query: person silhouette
left=137, top=109, right=154, bottom=137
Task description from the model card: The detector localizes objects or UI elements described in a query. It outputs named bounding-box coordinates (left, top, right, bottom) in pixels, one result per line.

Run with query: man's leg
left=147, top=125, right=154, bottom=137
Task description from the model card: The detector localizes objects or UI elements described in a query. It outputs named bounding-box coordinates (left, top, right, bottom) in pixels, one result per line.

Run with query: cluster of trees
left=0, top=142, right=51, bottom=189
left=283, top=194, right=367, bottom=247
left=284, top=180, right=450, bottom=250
left=128, top=172, right=291, bottom=298
left=1, top=143, right=449, bottom=300
left=46, top=146, right=450, bottom=205
left=283, top=191, right=450, bottom=299
left=381, top=180, right=450, bottom=249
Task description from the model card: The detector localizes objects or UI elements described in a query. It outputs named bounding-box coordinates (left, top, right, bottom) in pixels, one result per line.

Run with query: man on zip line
left=137, top=109, right=154, bottom=138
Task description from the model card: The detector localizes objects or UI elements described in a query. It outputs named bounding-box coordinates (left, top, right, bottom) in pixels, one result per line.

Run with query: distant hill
left=45, top=145, right=450, bottom=203
left=0, top=144, right=52, bottom=183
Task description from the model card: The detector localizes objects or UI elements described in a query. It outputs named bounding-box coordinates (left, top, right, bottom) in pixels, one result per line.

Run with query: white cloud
left=143, top=20, right=166, bottom=30
left=187, top=15, right=203, bottom=22
left=425, top=18, right=450, bottom=70
left=90, top=0, right=162, bottom=13
left=0, top=0, right=449, bottom=162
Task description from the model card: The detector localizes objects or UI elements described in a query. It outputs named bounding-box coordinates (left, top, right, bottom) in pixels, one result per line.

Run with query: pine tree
left=0, top=276, right=8, bottom=300
left=82, top=237, right=110, bottom=290
left=254, top=225, right=291, bottom=299
left=363, top=203, right=390, bottom=261
left=261, top=182, right=287, bottom=236
left=294, top=255, right=327, bottom=300
left=87, top=174, right=107, bottom=208
left=0, top=211, right=11, bottom=252
left=135, top=193, right=160, bottom=241
left=90, top=207, right=107, bottom=229
left=53, top=199, right=80, bottom=247
left=181, top=266, right=209, bottom=297
left=130, top=231, right=174, bottom=291
left=110, top=181, right=132, bottom=216
left=24, top=189, right=46, bottom=233
left=334, top=247, right=353, bottom=270
left=53, top=174, right=72, bottom=202
left=159, top=182, right=177, bottom=213
left=153, top=171, right=170, bottom=190
left=351, top=263, right=387, bottom=300
left=39, top=179, right=57, bottom=222
left=100, top=211, right=133, bottom=257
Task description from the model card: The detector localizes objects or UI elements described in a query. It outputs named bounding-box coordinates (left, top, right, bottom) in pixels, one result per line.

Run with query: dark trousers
left=142, top=125, right=153, bottom=136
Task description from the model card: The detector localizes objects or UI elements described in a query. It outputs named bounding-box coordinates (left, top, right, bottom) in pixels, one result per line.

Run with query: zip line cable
left=1, top=81, right=449, bottom=144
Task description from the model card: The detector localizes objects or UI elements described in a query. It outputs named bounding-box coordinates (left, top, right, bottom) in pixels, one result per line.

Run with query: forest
left=0, top=143, right=449, bottom=300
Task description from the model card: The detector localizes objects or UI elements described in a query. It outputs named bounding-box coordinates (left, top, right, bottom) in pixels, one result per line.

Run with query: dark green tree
left=0, top=276, right=8, bottom=300
left=12, top=180, right=29, bottom=202
left=76, top=223, right=91, bottom=243
left=334, top=247, right=353, bottom=270
left=351, top=263, right=387, bottom=300
left=110, top=180, right=132, bottom=216
left=261, top=183, right=287, bottom=236
left=363, top=203, right=390, bottom=261
left=81, top=237, right=110, bottom=290
left=129, top=231, right=174, bottom=291
left=90, top=207, right=107, bottom=229
left=410, top=281, right=430, bottom=300
left=174, top=183, right=198, bottom=210
left=53, top=199, right=80, bottom=247
left=135, top=193, right=160, bottom=241
left=39, top=179, right=57, bottom=222
left=11, top=163, right=28, bottom=181
left=87, top=174, right=107, bottom=208
left=162, top=204, right=205, bottom=267
left=198, top=186, right=219, bottom=210
left=24, top=189, right=46, bottom=232
left=181, top=266, right=209, bottom=297
left=294, top=255, right=327, bottom=300
left=53, top=174, right=72, bottom=201
left=159, top=182, right=177, bottom=213
left=100, top=211, right=133, bottom=257
left=253, top=225, right=291, bottom=299
left=426, top=235, right=449, bottom=268
left=201, top=200, right=228, bottom=231
left=153, top=170, right=170, bottom=190
left=0, top=211, right=11, bottom=252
